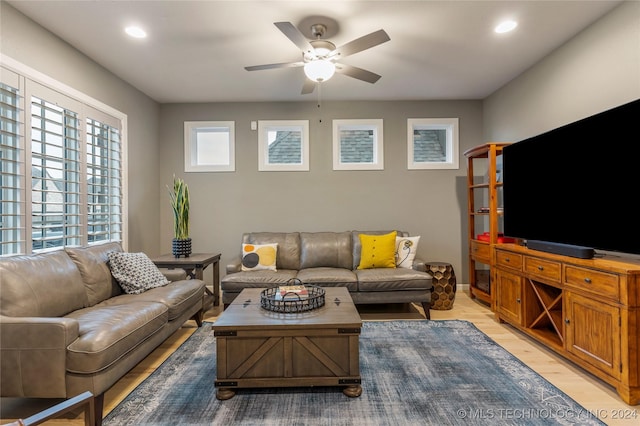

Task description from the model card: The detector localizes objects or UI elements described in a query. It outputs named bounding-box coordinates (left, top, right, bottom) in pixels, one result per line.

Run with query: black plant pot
left=172, top=238, right=192, bottom=258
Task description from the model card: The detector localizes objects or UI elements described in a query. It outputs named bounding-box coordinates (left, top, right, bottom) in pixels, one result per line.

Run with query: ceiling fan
left=245, top=21, right=390, bottom=94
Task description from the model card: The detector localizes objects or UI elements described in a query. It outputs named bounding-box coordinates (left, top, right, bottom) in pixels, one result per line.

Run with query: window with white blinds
left=0, top=64, right=125, bottom=255
left=0, top=69, right=25, bottom=255
left=86, top=116, right=122, bottom=244
left=30, top=94, right=83, bottom=250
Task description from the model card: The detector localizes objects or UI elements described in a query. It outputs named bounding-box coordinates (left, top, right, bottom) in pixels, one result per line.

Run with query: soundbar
left=526, top=240, right=595, bottom=259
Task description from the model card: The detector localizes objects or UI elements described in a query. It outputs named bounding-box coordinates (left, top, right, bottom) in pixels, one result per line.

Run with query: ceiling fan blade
left=330, top=29, right=390, bottom=59
left=274, top=22, right=314, bottom=55
left=335, top=63, right=382, bottom=84
left=245, top=61, right=304, bottom=71
left=301, top=79, right=316, bottom=95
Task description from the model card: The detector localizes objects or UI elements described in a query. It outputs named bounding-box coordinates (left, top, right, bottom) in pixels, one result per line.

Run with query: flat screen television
left=502, top=98, right=640, bottom=259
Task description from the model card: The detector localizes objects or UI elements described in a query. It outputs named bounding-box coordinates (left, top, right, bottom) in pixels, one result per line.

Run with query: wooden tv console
left=493, top=243, right=640, bottom=405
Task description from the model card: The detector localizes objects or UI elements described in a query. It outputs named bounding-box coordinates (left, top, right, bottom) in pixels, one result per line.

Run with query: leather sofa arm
left=412, top=258, right=427, bottom=272
left=159, top=268, right=188, bottom=281
left=0, top=315, right=79, bottom=397
left=226, top=257, right=242, bottom=274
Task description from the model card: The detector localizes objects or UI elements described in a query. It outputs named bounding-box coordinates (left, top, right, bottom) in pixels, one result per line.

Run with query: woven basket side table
left=426, top=262, right=457, bottom=310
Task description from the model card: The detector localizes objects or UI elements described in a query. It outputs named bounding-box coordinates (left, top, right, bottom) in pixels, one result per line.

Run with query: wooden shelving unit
left=464, top=142, right=511, bottom=305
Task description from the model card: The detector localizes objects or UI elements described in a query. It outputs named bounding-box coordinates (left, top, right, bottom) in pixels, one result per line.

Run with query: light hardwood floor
left=1, top=288, right=638, bottom=425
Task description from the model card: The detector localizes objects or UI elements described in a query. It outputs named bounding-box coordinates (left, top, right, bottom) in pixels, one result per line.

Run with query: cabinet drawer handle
left=584, top=278, right=592, bottom=284
left=505, top=258, right=510, bottom=262
left=516, top=298, right=521, bottom=304
left=538, top=266, right=544, bottom=271
left=565, top=318, right=570, bottom=324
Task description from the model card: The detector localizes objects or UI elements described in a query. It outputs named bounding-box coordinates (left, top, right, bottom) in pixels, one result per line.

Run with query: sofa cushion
left=357, top=231, right=397, bottom=269
left=242, top=232, right=301, bottom=270
left=299, top=232, right=352, bottom=269
left=296, top=267, right=358, bottom=291
left=107, top=252, right=170, bottom=294
left=241, top=243, right=278, bottom=271
left=395, top=236, right=420, bottom=269
left=66, top=242, right=123, bottom=306
left=0, top=251, right=88, bottom=317
left=355, top=267, right=433, bottom=292
left=101, top=279, right=205, bottom=321
left=65, top=301, right=168, bottom=374
left=221, top=269, right=298, bottom=293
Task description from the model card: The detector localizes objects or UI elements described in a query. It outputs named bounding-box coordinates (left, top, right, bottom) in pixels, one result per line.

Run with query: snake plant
left=168, top=176, right=190, bottom=240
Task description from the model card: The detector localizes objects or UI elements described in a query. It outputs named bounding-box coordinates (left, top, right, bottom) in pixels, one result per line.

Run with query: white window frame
left=407, top=118, right=459, bottom=170
left=258, top=120, right=309, bottom=171
left=0, top=66, right=25, bottom=255
left=332, top=119, right=384, bottom=171
left=1, top=56, right=128, bottom=254
left=28, top=81, right=84, bottom=252
left=184, top=121, right=235, bottom=172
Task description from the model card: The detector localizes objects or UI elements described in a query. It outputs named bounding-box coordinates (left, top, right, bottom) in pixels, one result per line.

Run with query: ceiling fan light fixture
left=246, top=21, right=389, bottom=92
left=309, top=40, right=336, bottom=58
left=304, top=60, right=336, bottom=82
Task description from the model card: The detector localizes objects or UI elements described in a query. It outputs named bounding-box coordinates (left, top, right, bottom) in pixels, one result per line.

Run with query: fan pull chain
left=317, top=82, right=322, bottom=123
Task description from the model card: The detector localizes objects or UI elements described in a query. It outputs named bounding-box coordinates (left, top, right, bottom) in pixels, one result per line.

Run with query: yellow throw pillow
left=358, top=231, right=397, bottom=269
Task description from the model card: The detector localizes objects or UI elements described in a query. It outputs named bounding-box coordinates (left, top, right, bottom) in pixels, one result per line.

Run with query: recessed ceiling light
left=125, top=26, right=147, bottom=39
left=494, top=20, right=518, bottom=34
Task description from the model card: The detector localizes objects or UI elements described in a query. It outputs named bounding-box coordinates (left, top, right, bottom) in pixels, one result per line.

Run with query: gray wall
left=159, top=101, right=482, bottom=281
left=0, top=2, right=161, bottom=254
left=4, top=0, right=638, bottom=286
left=483, top=1, right=640, bottom=142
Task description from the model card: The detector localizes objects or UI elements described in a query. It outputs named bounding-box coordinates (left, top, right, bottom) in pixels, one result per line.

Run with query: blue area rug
left=104, top=320, right=604, bottom=425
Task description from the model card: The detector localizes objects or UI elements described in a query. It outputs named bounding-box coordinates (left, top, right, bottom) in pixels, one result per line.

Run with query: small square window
left=184, top=121, right=235, bottom=172
left=407, top=118, right=459, bottom=169
left=333, top=119, right=384, bottom=170
left=258, top=120, right=309, bottom=171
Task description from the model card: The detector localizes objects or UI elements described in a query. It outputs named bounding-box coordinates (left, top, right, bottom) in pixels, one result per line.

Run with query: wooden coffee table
left=213, top=287, right=362, bottom=400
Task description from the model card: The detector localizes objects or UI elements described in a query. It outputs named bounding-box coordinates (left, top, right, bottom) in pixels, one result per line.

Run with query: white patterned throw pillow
left=108, top=252, right=170, bottom=294
left=395, top=236, right=420, bottom=269
left=241, top=243, right=278, bottom=271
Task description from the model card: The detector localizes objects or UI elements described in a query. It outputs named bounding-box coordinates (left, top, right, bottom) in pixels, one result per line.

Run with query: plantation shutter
left=1, top=62, right=125, bottom=256
left=0, top=67, right=25, bottom=255
left=85, top=109, right=123, bottom=244
left=28, top=81, right=83, bottom=251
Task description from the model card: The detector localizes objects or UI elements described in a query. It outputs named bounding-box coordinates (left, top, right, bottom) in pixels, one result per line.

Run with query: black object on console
left=526, top=240, right=595, bottom=259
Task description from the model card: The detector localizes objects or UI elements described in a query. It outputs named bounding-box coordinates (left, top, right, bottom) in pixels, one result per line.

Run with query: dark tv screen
left=502, top=98, right=640, bottom=256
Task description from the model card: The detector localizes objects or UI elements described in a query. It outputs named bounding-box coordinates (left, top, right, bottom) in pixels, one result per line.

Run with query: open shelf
left=470, top=287, right=491, bottom=304
left=470, top=182, right=504, bottom=190
left=470, top=269, right=491, bottom=304
left=524, top=278, right=563, bottom=347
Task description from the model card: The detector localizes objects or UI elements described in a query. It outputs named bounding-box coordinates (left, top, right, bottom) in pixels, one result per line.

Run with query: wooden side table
left=151, top=253, right=221, bottom=322
left=425, top=261, right=457, bottom=310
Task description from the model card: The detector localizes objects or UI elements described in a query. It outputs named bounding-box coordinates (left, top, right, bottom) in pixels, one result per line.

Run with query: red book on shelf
left=476, top=232, right=515, bottom=243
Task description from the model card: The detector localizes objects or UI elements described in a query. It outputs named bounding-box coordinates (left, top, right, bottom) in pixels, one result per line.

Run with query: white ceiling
left=7, top=0, right=623, bottom=103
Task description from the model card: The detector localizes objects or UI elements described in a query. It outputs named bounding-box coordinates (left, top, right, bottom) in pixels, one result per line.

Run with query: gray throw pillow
left=107, top=252, right=169, bottom=294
